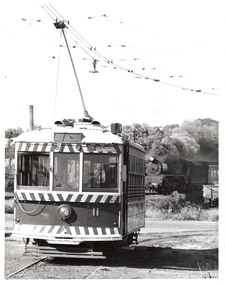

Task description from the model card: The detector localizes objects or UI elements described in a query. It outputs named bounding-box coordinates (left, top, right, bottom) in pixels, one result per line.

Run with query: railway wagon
left=13, top=120, right=146, bottom=258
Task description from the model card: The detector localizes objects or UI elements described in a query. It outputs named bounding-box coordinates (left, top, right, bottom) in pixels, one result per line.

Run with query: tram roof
left=14, top=123, right=124, bottom=144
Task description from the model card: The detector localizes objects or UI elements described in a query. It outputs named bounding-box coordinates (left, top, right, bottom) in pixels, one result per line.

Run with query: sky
left=0, top=0, right=223, bottom=131
left=1, top=0, right=225, bottom=273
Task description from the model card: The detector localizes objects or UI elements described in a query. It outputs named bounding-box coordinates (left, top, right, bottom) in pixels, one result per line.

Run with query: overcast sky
left=1, top=0, right=223, bottom=131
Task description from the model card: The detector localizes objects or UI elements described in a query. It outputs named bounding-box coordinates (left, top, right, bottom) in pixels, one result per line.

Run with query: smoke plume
left=151, top=119, right=218, bottom=163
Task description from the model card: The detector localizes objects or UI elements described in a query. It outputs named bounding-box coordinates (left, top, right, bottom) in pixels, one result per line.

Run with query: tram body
left=13, top=121, right=146, bottom=258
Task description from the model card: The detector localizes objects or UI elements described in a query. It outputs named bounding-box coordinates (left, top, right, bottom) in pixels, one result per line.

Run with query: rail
left=5, top=257, right=46, bottom=279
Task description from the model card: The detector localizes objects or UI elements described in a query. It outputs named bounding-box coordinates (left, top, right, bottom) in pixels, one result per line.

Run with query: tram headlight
left=57, top=204, right=72, bottom=220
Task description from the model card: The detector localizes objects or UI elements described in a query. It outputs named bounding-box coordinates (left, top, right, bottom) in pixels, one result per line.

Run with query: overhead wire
left=43, top=5, right=106, bottom=63
left=44, top=4, right=128, bottom=73
left=93, top=43, right=183, bottom=54
left=42, top=4, right=96, bottom=60
left=49, top=4, right=93, bottom=49
left=88, top=14, right=221, bottom=52
left=22, top=18, right=43, bottom=22
left=42, top=5, right=218, bottom=96
left=41, top=4, right=55, bottom=21
left=63, top=29, right=95, bottom=60
left=41, top=5, right=157, bottom=68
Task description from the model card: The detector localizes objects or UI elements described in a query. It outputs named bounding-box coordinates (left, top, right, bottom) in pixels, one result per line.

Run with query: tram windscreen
left=53, top=153, right=79, bottom=191
left=83, top=154, right=118, bottom=191
left=17, top=153, right=49, bottom=187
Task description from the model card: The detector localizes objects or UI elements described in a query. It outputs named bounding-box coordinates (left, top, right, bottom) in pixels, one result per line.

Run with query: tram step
left=25, top=245, right=106, bottom=259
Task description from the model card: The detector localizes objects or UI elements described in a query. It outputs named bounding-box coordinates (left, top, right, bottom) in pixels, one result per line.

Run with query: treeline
left=5, top=118, right=218, bottom=162
left=122, top=118, right=218, bottom=162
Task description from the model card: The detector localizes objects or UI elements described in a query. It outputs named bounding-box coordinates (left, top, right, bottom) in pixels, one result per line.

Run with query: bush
left=146, top=191, right=185, bottom=211
left=5, top=199, right=14, bottom=214
left=160, top=191, right=186, bottom=213
left=145, top=191, right=218, bottom=221
left=145, top=206, right=164, bottom=220
left=5, top=167, right=14, bottom=192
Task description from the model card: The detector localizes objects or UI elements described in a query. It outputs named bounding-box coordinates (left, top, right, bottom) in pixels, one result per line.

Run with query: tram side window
left=83, top=154, right=118, bottom=191
left=53, top=153, right=79, bottom=191
left=17, top=153, right=49, bottom=187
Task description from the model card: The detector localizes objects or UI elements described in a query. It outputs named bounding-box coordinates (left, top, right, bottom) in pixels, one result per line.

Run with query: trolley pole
left=54, top=20, right=92, bottom=120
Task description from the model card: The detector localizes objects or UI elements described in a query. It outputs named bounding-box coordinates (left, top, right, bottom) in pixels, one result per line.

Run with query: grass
left=145, top=191, right=218, bottom=221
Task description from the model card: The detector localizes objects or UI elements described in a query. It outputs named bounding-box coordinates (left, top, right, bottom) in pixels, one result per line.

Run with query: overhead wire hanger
left=90, top=59, right=99, bottom=73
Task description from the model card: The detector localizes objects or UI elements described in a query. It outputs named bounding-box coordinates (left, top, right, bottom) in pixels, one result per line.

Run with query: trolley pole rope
left=55, top=20, right=92, bottom=119
left=61, top=28, right=88, bottom=116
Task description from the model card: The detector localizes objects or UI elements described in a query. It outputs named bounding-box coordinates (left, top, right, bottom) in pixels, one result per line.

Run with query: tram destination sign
left=86, top=144, right=119, bottom=153
left=54, top=133, right=84, bottom=143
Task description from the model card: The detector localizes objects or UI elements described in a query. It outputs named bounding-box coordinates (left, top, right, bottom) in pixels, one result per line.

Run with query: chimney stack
left=29, top=105, right=34, bottom=131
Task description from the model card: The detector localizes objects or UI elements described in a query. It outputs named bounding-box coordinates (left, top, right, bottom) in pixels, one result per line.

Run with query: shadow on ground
left=47, top=246, right=218, bottom=272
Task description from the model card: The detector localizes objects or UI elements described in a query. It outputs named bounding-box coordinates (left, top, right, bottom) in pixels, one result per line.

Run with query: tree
left=5, top=144, right=15, bottom=159
left=5, top=166, right=14, bottom=192
left=5, top=127, right=23, bottom=139
left=5, top=127, right=23, bottom=159
left=123, top=123, right=149, bottom=149
left=122, top=118, right=218, bottom=163
left=5, top=127, right=23, bottom=192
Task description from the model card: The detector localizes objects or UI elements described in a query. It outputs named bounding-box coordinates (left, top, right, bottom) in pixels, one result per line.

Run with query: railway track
left=5, top=255, right=112, bottom=279
left=5, top=222, right=218, bottom=279
left=83, top=265, right=105, bottom=279
left=5, top=257, right=47, bottom=279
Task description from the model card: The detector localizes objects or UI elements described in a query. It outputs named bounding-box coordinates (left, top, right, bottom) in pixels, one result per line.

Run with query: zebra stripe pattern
left=16, top=142, right=119, bottom=153
left=16, top=142, right=79, bottom=152
left=13, top=224, right=121, bottom=238
left=15, top=191, right=121, bottom=203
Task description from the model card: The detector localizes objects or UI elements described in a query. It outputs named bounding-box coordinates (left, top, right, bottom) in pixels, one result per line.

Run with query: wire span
left=41, top=4, right=219, bottom=97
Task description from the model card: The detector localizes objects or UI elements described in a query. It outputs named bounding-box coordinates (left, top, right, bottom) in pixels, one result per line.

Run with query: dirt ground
left=5, top=214, right=218, bottom=279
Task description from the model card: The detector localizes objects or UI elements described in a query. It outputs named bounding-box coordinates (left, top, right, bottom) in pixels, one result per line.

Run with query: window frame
left=16, top=152, right=50, bottom=190
left=15, top=147, right=122, bottom=194
left=52, top=152, right=80, bottom=192
left=82, top=153, right=119, bottom=193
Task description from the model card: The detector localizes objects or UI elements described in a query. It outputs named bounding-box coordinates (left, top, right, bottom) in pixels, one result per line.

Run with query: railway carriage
left=13, top=120, right=146, bottom=258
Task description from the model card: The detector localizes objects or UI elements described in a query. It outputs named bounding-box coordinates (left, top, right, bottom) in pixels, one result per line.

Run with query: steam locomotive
left=145, top=157, right=218, bottom=201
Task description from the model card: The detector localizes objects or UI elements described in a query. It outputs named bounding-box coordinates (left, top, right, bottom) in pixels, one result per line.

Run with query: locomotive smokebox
left=29, top=105, right=34, bottom=131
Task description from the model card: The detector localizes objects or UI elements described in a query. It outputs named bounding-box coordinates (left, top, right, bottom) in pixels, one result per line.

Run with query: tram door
left=121, top=143, right=129, bottom=238
left=122, top=143, right=145, bottom=239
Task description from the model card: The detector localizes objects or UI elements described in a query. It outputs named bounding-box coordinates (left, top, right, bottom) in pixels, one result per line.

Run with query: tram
left=13, top=121, right=145, bottom=258
left=12, top=18, right=146, bottom=258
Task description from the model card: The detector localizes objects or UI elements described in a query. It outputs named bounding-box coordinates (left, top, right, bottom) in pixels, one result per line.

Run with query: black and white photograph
left=2, top=0, right=222, bottom=280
